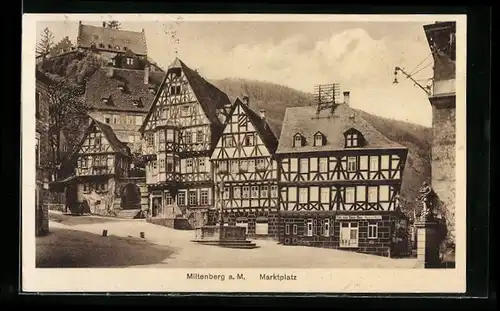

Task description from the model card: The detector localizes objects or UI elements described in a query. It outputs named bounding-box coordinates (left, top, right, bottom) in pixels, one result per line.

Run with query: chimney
left=259, top=109, right=266, bottom=120
left=144, top=65, right=150, bottom=85
left=106, top=66, right=114, bottom=78
left=242, top=95, right=249, bottom=106
left=343, top=91, right=350, bottom=105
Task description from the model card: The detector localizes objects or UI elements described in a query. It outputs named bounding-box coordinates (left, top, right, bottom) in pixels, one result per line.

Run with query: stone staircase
left=191, top=239, right=259, bottom=249
left=116, top=209, right=142, bottom=219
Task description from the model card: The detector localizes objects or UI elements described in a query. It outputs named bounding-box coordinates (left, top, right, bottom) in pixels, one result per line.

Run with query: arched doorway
left=121, top=183, right=141, bottom=210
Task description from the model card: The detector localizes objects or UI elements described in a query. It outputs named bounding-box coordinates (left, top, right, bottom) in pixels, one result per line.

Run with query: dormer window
left=90, top=42, right=96, bottom=49
left=126, top=57, right=134, bottom=65
left=99, top=43, right=105, bottom=48
left=117, top=85, right=128, bottom=93
left=293, top=133, right=304, bottom=147
left=344, top=128, right=364, bottom=148
left=108, top=44, right=113, bottom=49
left=102, top=96, right=113, bottom=106
left=133, top=99, right=144, bottom=108
left=115, top=45, right=120, bottom=50
left=123, top=46, right=128, bottom=51
left=314, top=131, right=325, bottom=146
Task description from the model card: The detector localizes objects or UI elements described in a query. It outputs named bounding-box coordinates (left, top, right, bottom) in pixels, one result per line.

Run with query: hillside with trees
left=210, top=78, right=432, bottom=217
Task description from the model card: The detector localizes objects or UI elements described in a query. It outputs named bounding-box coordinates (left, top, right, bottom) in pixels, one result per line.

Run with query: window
left=270, top=185, right=278, bottom=198
left=223, top=187, right=230, bottom=199
left=260, top=186, right=268, bottom=198
left=177, top=192, right=185, bottom=206
left=251, top=186, right=259, bottom=198
left=293, top=224, right=298, bottom=235
left=240, top=160, right=248, bottom=172
left=200, top=190, right=209, bottom=205
left=233, top=187, right=241, bottom=199
left=184, top=132, right=192, bottom=144
left=35, top=132, right=40, bottom=167
left=165, top=192, right=173, bottom=205
left=166, top=157, right=174, bottom=172
left=35, top=92, right=40, bottom=119
left=285, top=224, right=290, bottom=235
left=126, top=57, right=133, bottom=65
left=340, top=222, right=359, bottom=248
left=196, top=130, right=203, bottom=143
left=113, top=115, right=119, bottom=124
left=170, top=85, right=181, bottom=95
left=159, top=130, right=165, bottom=143
left=159, top=158, right=165, bottom=171
left=368, top=186, right=378, bottom=203
left=224, top=136, right=233, bottom=147
left=186, top=159, right=192, bottom=171
left=248, top=160, right=255, bottom=172
left=242, top=186, right=250, bottom=199
left=181, top=105, right=189, bottom=116
left=198, top=158, right=205, bottom=171
left=104, top=115, right=111, bottom=124
left=320, top=187, right=329, bottom=203
left=166, top=129, right=174, bottom=142
left=230, top=160, right=238, bottom=173
left=243, top=134, right=254, bottom=146
left=115, top=45, right=120, bottom=50
left=347, top=157, right=357, bottom=172
left=218, top=161, right=227, bottom=172
left=94, top=137, right=101, bottom=146
left=346, top=133, right=359, bottom=147
left=146, top=133, right=154, bottom=147
left=161, top=108, right=167, bottom=119
left=319, top=158, right=328, bottom=172
left=345, top=187, right=355, bottom=203
left=314, top=132, right=324, bottom=146
left=368, top=224, right=378, bottom=239
left=299, top=188, right=308, bottom=204
left=356, top=186, right=366, bottom=202
left=300, top=158, right=308, bottom=173
left=294, top=134, right=303, bottom=147
left=189, top=191, right=197, bottom=206
left=256, top=158, right=266, bottom=170
left=324, top=219, right=330, bottom=237
left=135, top=116, right=143, bottom=125
left=306, top=219, right=313, bottom=237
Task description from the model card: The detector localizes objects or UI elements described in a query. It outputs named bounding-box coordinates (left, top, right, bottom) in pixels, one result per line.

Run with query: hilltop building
left=275, top=88, right=410, bottom=257
left=139, top=58, right=232, bottom=229
left=423, top=22, right=457, bottom=247
left=210, top=97, right=279, bottom=237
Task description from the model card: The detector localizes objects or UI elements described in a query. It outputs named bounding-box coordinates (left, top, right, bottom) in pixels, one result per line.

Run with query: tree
left=36, top=27, right=55, bottom=58
left=49, top=36, right=74, bottom=57
left=45, top=75, right=91, bottom=177
left=106, top=21, right=121, bottom=29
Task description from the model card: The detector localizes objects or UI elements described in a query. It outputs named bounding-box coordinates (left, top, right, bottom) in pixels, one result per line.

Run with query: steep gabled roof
left=77, top=23, right=148, bottom=56
left=70, top=117, right=131, bottom=158
left=276, top=104, right=406, bottom=154
left=85, top=67, right=165, bottom=112
left=235, top=98, right=279, bottom=154
left=140, top=58, right=232, bottom=132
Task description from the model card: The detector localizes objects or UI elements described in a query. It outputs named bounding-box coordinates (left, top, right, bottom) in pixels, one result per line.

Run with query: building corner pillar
left=415, top=220, right=442, bottom=268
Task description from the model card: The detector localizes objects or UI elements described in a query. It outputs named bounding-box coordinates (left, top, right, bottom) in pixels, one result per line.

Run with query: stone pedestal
left=415, top=220, right=442, bottom=268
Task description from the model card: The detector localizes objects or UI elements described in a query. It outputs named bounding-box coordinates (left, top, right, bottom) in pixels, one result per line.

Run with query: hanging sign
left=335, top=215, right=383, bottom=220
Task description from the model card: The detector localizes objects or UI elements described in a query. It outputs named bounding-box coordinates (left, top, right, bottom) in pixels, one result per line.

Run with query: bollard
left=140, top=232, right=145, bottom=239
left=102, top=229, right=108, bottom=237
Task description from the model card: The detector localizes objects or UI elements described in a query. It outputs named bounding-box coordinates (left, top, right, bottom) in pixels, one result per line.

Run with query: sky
left=36, top=19, right=435, bottom=127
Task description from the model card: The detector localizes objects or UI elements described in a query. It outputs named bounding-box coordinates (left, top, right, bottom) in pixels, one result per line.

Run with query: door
left=255, top=218, right=269, bottom=235
left=152, top=197, right=162, bottom=217
left=339, top=222, right=359, bottom=248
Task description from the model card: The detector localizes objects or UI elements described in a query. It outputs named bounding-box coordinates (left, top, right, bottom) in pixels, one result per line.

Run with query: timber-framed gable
left=276, top=99, right=409, bottom=257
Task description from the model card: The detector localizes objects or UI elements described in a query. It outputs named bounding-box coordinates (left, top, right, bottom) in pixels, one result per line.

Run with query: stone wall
left=218, top=210, right=279, bottom=239
left=432, top=105, right=456, bottom=246
left=278, top=213, right=407, bottom=258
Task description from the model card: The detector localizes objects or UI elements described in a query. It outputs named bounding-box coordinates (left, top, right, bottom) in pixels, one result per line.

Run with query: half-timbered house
left=276, top=90, right=409, bottom=257
left=210, top=97, right=279, bottom=237
left=85, top=64, right=165, bottom=155
left=64, top=117, right=133, bottom=216
left=139, top=58, right=232, bottom=228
